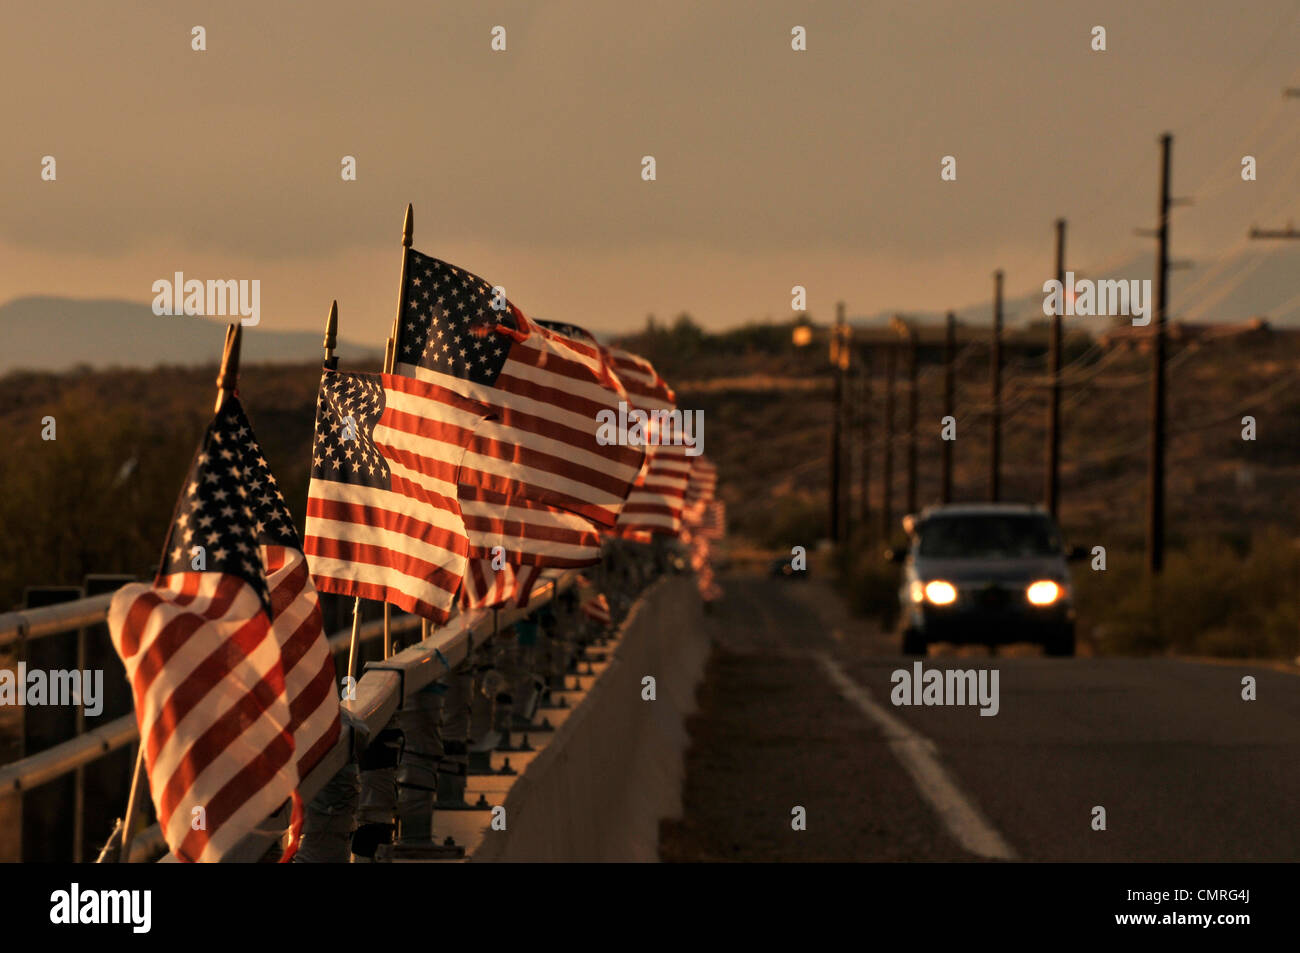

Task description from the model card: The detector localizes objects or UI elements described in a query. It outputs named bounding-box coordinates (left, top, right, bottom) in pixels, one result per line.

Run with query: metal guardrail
left=0, top=570, right=578, bottom=861
left=0, top=712, right=137, bottom=795
left=193, top=569, right=578, bottom=863
left=0, top=593, right=118, bottom=649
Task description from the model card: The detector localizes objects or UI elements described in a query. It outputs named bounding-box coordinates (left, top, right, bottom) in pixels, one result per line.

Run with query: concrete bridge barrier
left=470, top=574, right=710, bottom=862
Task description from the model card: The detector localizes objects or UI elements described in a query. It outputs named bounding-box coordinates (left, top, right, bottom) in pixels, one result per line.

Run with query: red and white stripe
left=607, top=348, right=690, bottom=538
left=107, top=547, right=340, bottom=863
left=698, top=500, right=727, bottom=540
left=458, top=484, right=602, bottom=568
left=305, top=372, right=488, bottom=623
left=580, top=592, right=612, bottom=625
left=265, top=546, right=342, bottom=780
left=396, top=315, right=644, bottom=528
left=459, top=560, right=544, bottom=610
left=684, top=456, right=718, bottom=506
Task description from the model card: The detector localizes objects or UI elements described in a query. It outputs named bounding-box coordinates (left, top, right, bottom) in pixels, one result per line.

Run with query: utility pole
left=1046, top=219, right=1065, bottom=518
left=846, top=368, right=859, bottom=540
left=942, top=312, right=956, bottom=503
left=881, top=342, right=896, bottom=540
left=990, top=270, right=1003, bottom=502
left=860, top=349, right=873, bottom=536
left=829, top=302, right=848, bottom=542
left=826, top=304, right=847, bottom=543
left=890, top=316, right=918, bottom=515
left=1146, top=134, right=1172, bottom=576
left=905, top=323, right=918, bottom=515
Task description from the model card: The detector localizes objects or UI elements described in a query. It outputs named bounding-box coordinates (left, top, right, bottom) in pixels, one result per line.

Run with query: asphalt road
left=660, top=570, right=1300, bottom=862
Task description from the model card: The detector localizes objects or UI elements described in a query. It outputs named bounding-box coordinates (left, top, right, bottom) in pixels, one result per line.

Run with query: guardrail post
left=392, top=681, right=462, bottom=857
left=296, top=759, right=360, bottom=863
left=467, top=647, right=514, bottom=777
left=78, top=574, right=135, bottom=864
left=20, top=585, right=82, bottom=862
left=435, top=653, right=476, bottom=810
left=491, top=627, right=529, bottom=752
left=352, top=723, right=402, bottom=862
left=0, top=619, right=26, bottom=863
left=539, top=602, right=574, bottom=708
left=511, top=619, right=551, bottom=734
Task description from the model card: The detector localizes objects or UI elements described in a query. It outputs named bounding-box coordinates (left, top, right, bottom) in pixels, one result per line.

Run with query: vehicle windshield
left=917, top=514, right=1061, bottom=559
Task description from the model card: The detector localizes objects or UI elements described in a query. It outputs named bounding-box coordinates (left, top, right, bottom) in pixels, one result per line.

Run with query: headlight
left=1026, top=580, right=1062, bottom=606
left=923, top=580, right=958, bottom=605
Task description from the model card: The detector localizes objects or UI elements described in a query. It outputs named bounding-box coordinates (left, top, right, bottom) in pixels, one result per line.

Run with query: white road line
left=815, top=651, right=1017, bottom=861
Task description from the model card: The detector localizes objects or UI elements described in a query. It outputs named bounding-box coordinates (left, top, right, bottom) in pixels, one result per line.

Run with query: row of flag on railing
left=105, top=231, right=720, bottom=862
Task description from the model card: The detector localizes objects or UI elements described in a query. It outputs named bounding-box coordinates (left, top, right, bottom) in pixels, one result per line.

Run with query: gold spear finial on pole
left=378, top=205, right=414, bottom=661
left=323, top=300, right=339, bottom=369
left=386, top=204, right=414, bottom=374
left=214, top=323, right=243, bottom=413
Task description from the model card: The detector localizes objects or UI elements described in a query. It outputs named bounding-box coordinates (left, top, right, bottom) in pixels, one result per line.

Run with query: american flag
left=460, top=559, right=544, bottom=610
left=393, top=250, right=644, bottom=527
left=698, top=499, right=727, bottom=539
left=303, top=369, right=490, bottom=623
left=455, top=481, right=601, bottom=609
left=608, top=347, right=690, bottom=539
left=529, top=328, right=686, bottom=539
left=580, top=592, right=612, bottom=626
left=451, top=317, right=611, bottom=608
left=684, top=456, right=718, bottom=508
left=107, top=397, right=341, bottom=863
left=681, top=457, right=723, bottom=602
left=459, top=484, right=601, bottom=568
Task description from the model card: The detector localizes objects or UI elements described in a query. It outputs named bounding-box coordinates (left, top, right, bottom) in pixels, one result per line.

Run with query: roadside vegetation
left=4, top=315, right=1298, bottom=660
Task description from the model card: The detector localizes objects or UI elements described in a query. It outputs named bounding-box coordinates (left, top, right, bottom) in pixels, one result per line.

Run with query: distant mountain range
left=5, top=241, right=1299, bottom=374
left=0, top=297, right=382, bottom=376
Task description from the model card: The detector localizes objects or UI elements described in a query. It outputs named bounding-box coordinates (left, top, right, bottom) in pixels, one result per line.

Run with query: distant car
left=886, top=503, right=1081, bottom=656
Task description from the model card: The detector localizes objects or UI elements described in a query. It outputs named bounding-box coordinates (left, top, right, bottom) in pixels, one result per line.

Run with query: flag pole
left=381, top=205, right=412, bottom=660
left=323, top=299, right=364, bottom=681
left=214, top=323, right=242, bottom=413
left=117, top=743, right=147, bottom=862
left=120, top=323, right=243, bottom=862
left=388, top=203, right=414, bottom=363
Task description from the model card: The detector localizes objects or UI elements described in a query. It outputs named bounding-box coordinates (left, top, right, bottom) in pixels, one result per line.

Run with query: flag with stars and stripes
left=607, top=347, right=691, bottom=539
left=450, top=318, right=609, bottom=589
left=458, top=484, right=601, bottom=568
left=454, top=482, right=603, bottom=608
left=682, top=455, right=718, bottom=525
left=698, top=499, right=727, bottom=539
left=392, top=250, right=645, bottom=528
left=107, top=396, right=341, bottom=863
left=303, top=368, right=492, bottom=622
left=459, top=560, right=545, bottom=610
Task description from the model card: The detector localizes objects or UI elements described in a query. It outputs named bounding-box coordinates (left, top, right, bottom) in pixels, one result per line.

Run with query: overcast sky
left=4, top=1, right=1300, bottom=347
